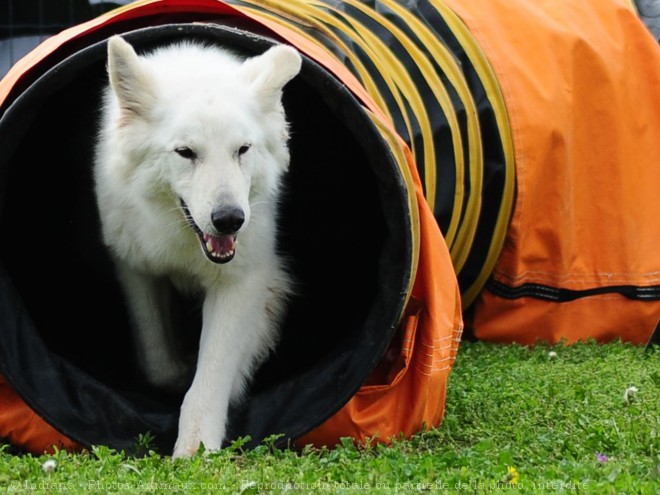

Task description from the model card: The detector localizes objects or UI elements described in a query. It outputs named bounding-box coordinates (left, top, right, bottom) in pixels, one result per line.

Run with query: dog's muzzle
left=180, top=200, right=239, bottom=264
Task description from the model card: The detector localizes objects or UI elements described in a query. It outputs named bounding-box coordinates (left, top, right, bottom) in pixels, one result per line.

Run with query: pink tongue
left=204, top=234, right=236, bottom=255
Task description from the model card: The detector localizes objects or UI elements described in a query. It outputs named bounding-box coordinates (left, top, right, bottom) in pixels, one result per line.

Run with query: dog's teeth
left=206, top=239, right=214, bottom=253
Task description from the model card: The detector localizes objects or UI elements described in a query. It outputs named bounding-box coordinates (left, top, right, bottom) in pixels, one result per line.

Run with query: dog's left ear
left=241, top=45, right=302, bottom=108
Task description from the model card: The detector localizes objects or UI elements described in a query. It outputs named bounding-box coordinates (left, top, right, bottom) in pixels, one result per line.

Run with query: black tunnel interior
left=0, top=21, right=414, bottom=453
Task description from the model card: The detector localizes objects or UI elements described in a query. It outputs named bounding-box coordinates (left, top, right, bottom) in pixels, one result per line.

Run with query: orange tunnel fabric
left=446, top=0, right=660, bottom=345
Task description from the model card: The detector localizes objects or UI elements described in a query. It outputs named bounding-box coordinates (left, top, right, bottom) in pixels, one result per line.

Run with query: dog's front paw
left=171, top=429, right=224, bottom=459
left=171, top=437, right=202, bottom=459
left=171, top=389, right=226, bottom=458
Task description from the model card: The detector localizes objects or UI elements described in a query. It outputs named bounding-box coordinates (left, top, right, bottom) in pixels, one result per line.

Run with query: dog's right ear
left=107, top=36, right=157, bottom=122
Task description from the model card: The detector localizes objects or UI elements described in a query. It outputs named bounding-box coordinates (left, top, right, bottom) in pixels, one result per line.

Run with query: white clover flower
left=41, top=459, right=57, bottom=473
left=548, top=351, right=558, bottom=359
left=623, top=386, right=639, bottom=403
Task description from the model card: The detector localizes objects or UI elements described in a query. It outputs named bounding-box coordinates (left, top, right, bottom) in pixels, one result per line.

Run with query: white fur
left=94, top=36, right=301, bottom=458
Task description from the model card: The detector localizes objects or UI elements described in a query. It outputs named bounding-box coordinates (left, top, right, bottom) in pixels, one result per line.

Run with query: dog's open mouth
left=180, top=200, right=237, bottom=264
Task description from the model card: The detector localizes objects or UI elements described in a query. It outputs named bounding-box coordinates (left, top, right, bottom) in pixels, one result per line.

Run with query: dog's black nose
left=211, top=206, right=245, bottom=234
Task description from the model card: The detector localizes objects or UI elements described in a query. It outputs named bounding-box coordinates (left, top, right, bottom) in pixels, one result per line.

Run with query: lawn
left=1, top=340, right=658, bottom=494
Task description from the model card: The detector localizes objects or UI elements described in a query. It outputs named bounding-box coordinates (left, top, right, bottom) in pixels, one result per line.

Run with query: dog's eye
left=237, top=144, right=251, bottom=156
left=175, top=147, right=197, bottom=160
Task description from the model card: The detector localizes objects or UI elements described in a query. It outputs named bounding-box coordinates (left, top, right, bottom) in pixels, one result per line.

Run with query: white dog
left=94, top=35, right=301, bottom=458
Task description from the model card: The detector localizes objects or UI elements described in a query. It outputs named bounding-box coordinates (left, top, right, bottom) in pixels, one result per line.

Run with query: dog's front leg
left=115, top=262, right=191, bottom=392
left=172, top=278, right=274, bottom=458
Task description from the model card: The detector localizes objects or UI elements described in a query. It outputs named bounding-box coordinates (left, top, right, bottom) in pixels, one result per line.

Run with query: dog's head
left=103, top=36, right=302, bottom=264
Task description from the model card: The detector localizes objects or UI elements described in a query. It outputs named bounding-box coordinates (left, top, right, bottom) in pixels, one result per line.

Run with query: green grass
left=1, top=340, right=658, bottom=494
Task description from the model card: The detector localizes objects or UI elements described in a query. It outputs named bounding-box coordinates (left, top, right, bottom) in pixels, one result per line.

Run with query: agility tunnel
left=1, top=0, right=660, bottom=455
